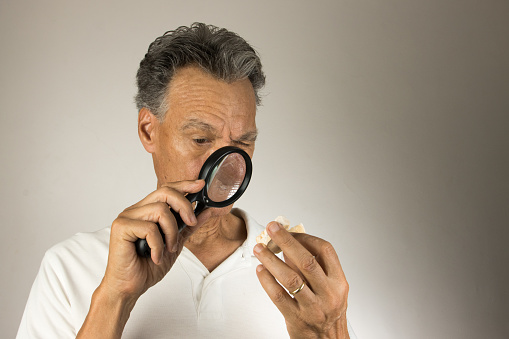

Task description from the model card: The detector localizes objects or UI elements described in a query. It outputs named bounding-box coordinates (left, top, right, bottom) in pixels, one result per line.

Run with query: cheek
left=168, top=157, right=202, bottom=182
left=178, top=152, right=210, bottom=181
left=155, top=154, right=200, bottom=183
left=188, top=161, right=204, bottom=180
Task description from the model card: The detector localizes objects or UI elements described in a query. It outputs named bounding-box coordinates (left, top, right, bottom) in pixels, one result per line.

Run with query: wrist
left=93, top=282, right=137, bottom=315
left=97, top=276, right=142, bottom=308
left=288, top=316, right=350, bottom=339
left=77, top=283, right=137, bottom=339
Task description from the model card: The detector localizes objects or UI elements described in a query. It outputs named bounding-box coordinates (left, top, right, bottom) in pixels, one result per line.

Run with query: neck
left=184, top=211, right=247, bottom=272
left=186, top=212, right=244, bottom=246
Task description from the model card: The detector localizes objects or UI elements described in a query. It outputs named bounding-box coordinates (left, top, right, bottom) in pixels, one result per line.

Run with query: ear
left=138, top=108, right=159, bottom=153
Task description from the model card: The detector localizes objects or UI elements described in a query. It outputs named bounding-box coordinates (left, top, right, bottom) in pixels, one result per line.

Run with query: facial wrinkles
left=185, top=116, right=255, bottom=144
left=173, top=87, right=255, bottom=147
left=170, top=66, right=254, bottom=112
left=155, top=66, right=256, bottom=185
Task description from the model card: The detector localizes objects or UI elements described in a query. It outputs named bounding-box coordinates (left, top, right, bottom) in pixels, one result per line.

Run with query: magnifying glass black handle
left=134, top=201, right=206, bottom=258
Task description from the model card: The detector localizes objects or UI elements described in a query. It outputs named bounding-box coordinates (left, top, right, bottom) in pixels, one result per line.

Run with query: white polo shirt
left=17, top=209, right=356, bottom=338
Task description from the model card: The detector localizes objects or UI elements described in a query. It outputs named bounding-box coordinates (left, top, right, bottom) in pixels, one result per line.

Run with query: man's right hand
left=77, top=179, right=206, bottom=339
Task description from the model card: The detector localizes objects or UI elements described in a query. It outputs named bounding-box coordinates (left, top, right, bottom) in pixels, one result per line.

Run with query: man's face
left=149, top=65, right=257, bottom=190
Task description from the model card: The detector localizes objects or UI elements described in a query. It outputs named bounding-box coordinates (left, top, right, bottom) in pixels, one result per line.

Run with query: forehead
left=163, top=65, right=257, bottom=129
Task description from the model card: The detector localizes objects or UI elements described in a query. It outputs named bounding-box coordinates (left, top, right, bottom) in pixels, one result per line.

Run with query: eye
left=194, top=138, right=209, bottom=145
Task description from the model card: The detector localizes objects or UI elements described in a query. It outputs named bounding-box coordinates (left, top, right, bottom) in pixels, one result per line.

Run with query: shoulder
left=45, top=227, right=110, bottom=258
left=41, top=227, right=110, bottom=279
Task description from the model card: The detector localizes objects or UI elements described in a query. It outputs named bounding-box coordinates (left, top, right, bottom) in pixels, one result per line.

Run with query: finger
left=290, top=233, right=346, bottom=280
left=123, top=187, right=198, bottom=227
left=160, top=179, right=206, bottom=194
left=253, top=243, right=315, bottom=304
left=266, top=222, right=328, bottom=290
left=159, top=182, right=204, bottom=226
left=255, top=264, right=299, bottom=318
left=281, top=251, right=300, bottom=277
left=112, top=217, right=166, bottom=264
left=119, top=202, right=180, bottom=252
left=129, top=180, right=204, bottom=211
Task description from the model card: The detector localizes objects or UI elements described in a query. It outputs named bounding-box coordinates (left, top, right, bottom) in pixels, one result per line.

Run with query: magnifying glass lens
left=207, top=153, right=246, bottom=203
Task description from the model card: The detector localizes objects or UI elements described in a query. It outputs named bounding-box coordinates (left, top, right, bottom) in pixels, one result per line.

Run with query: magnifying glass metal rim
left=199, top=146, right=252, bottom=207
left=135, top=146, right=252, bottom=257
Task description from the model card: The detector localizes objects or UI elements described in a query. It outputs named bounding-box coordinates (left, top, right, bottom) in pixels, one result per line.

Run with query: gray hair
left=135, top=23, right=265, bottom=120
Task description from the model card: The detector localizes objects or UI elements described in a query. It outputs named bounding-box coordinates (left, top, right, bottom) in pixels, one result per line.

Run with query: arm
left=76, top=284, right=135, bottom=339
left=76, top=179, right=206, bottom=338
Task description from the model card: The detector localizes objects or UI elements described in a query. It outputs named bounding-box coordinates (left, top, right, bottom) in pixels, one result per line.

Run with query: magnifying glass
left=135, top=146, right=252, bottom=257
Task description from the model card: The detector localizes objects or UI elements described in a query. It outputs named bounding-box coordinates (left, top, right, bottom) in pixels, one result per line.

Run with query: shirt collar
left=231, top=208, right=265, bottom=258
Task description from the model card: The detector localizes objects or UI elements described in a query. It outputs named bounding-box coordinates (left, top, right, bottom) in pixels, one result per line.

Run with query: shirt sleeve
left=16, top=249, right=77, bottom=339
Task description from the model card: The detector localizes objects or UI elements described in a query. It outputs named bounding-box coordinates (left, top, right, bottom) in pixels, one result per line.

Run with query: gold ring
left=290, top=281, right=306, bottom=296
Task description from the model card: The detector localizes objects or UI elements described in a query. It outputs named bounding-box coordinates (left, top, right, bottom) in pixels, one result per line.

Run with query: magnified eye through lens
left=207, top=153, right=247, bottom=203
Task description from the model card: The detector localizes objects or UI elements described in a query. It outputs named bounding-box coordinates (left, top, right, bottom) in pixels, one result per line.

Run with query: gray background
left=1, top=0, right=508, bottom=338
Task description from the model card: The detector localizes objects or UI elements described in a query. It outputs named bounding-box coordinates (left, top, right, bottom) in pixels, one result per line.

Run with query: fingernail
left=171, top=243, right=178, bottom=252
left=256, top=264, right=264, bottom=273
left=268, top=222, right=280, bottom=233
left=253, top=243, right=264, bottom=254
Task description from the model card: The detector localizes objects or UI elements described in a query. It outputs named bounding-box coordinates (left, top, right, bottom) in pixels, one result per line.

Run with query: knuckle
left=148, top=222, right=160, bottom=235
left=280, top=233, right=296, bottom=247
left=155, top=201, right=169, bottom=212
left=334, top=277, right=349, bottom=297
left=324, top=291, right=340, bottom=311
left=111, top=217, right=126, bottom=232
left=342, top=280, right=350, bottom=295
left=324, top=283, right=348, bottom=313
left=273, top=289, right=287, bottom=303
left=284, top=274, right=302, bottom=290
left=300, top=255, right=319, bottom=273
left=156, top=187, right=173, bottom=202
left=160, top=186, right=174, bottom=195
left=111, top=218, right=121, bottom=228
left=161, top=186, right=178, bottom=198
left=153, top=202, right=171, bottom=218
left=320, top=241, right=336, bottom=256
left=118, top=208, right=130, bottom=217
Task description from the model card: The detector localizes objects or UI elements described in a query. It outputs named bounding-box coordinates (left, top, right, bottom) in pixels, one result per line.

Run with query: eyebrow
left=181, top=118, right=258, bottom=142
left=236, top=130, right=258, bottom=143
left=181, top=119, right=216, bottom=133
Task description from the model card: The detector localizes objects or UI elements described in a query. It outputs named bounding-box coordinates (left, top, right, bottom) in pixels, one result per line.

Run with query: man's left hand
left=254, top=222, right=350, bottom=339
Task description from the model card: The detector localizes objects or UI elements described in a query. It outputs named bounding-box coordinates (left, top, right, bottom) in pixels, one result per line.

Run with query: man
left=17, top=23, right=355, bottom=338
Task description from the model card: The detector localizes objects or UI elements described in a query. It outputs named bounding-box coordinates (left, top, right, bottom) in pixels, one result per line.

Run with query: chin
left=208, top=204, right=234, bottom=217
